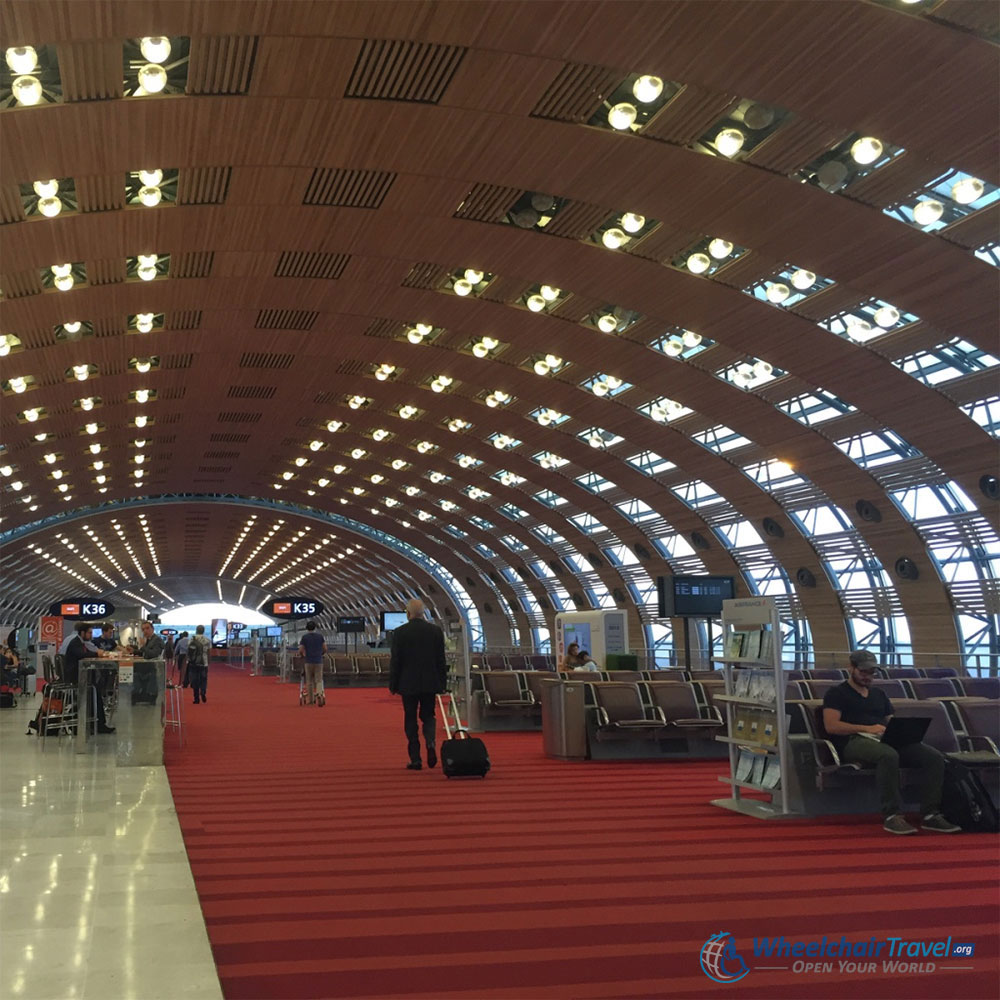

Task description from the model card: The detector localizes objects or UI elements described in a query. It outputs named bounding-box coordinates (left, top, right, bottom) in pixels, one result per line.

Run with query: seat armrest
left=645, top=705, right=667, bottom=723
left=961, top=735, right=999, bottom=755
left=810, top=738, right=844, bottom=772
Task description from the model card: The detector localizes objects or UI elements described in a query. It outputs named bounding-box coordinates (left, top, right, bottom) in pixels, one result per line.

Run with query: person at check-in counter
left=64, top=623, right=114, bottom=734
left=136, top=621, right=165, bottom=659
left=822, top=650, right=960, bottom=836
left=93, top=624, right=119, bottom=653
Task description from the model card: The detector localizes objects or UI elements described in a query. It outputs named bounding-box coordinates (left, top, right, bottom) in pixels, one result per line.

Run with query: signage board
left=49, top=599, right=115, bottom=620
left=262, top=598, right=325, bottom=619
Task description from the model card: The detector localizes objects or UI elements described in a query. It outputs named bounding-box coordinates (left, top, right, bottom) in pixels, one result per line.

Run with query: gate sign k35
left=262, top=598, right=325, bottom=619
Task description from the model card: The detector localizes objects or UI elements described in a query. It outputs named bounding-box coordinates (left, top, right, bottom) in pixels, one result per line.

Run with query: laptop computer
left=881, top=716, right=931, bottom=749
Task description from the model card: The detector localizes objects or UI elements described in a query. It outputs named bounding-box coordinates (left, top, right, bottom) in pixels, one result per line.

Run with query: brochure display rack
left=712, top=596, right=794, bottom=818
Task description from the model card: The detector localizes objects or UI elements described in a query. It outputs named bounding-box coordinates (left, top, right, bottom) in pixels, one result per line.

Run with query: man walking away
left=175, top=632, right=190, bottom=686
left=186, top=626, right=212, bottom=705
left=388, top=599, right=448, bottom=770
left=299, top=621, right=327, bottom=706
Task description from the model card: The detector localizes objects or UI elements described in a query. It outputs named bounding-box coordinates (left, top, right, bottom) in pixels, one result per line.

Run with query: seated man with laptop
left=822, top=650, right=960, bottom=836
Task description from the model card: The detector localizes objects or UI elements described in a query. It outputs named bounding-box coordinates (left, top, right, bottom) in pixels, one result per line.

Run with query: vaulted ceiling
left=1, top=1, right=997, bottom=654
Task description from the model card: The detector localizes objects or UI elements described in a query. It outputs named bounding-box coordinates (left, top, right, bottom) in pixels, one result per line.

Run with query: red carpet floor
left=165, top=668, right=999, bottom=1000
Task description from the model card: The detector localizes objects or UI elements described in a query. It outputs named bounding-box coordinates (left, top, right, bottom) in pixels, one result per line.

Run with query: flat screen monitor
left=211, top=617, right=228, bottom=647
left=265, top=625, right=281, bottom=637
left=381, top=610, right=408, bottom=633
left=562, top=621, right=592, bottom=655
left=337, top=616, right=366, bottom=634
left=657, top=575, right=736, bottom=618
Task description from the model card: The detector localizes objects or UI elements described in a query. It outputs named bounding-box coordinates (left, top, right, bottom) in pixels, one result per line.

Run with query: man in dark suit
left=388, top=599, right=448, bottom=770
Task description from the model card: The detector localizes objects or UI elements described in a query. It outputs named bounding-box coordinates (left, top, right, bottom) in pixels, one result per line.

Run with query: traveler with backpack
left=186, top=626, right=211, bottom=705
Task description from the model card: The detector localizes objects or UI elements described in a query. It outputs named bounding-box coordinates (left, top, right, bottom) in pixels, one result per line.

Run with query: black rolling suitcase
left=437, top=693, right=490, bottom=778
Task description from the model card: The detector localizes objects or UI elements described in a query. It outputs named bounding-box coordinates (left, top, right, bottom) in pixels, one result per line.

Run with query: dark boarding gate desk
left=77, top=658, right=165, bottom=765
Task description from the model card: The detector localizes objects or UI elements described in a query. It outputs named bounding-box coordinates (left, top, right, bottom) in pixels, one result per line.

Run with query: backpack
left=188, top=638, right=207, bottom=667
left=941, top=759, right=1000, bottom=833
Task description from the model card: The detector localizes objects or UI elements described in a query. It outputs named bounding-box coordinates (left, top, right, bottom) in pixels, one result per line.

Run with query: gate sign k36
left=49, top=599, right=115, bottom=620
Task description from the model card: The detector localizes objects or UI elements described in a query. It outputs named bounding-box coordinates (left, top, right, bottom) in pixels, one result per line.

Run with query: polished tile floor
left=0, top=696, right=223, bottom=1000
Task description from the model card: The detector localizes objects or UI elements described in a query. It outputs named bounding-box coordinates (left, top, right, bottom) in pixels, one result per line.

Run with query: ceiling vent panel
left=92, top=317, right=126, bottom=338
left=362, top=317, right=402, bottom=339
left=641, top=86, right=736, bottom=145
left=401, top=261, right=450, bottom=289
left=203, top=450, right=241, bottom=459
left=453, top=183, right=521, bottom=223
left=335, top=360, right=369, bottom=376
left=275, top=251, right=351, bottom=279
left=302, top=167, right=396, bottom=208
left=176, top=166, right=232, bottom=205
left=160, top=386, right=188, bottom=400
left=169, top=310, right=202, bottom=329
left=345, top=39, right=466, bottom=103
left=744, top=119, right=851, bottom=175
left=86, top=258, right=126, bottom=285
left=0, top=185, right=24, bottom=223
left=227, top=384, right=277, bottom=399
left=75, top=174, right=125, bottom=213
left=0, top=270, right=43, bottom=298
left=170, top=251, right=215, bottom=278
left=238, top=351, right=295, bottom=369
left=255, top=309, right=319, bottom=330
left=210, top=432, right=251, bottom=442
left=198, top=466, right=233, bottom=474
left=58, top=40, right=123, bottom=101
left=531, top=61, right=620, bottom=123
left=217, top=411, right=263, bottom=424
left=541, top=200, right=609, bottom=240
left=312, top=391, right=340, bottom=404
left=163, top=352, right=195, bottom=369
left=186, top=36, right=258, bottom=95
left=845, top=155, right=939, bottom=209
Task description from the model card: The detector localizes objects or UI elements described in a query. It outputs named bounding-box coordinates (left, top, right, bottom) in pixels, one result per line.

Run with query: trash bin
left=541, top=679, right=588, bottom=759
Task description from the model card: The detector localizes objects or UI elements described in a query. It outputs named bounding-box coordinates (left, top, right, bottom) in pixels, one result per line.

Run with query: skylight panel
left=625, top=450, right=676, bottom=476
left=533, top=489, right=568, bottom=508
left=615, top=498, right=659, bottom=524
left=498, top=503, right=529, bottom=521
left=894, top=339, right=998, bottom=386
left=819, top=299, right=918, bottom=344
left=717, top=357, right=780, bottom=390
left=776, top=390, right=855, bottom=426
left=574, top=471, right=615, bottom=494
left=834, top=430, right=920, bottom=468
left=578, top=427, right=624, bottom=450
left=961, top=396, right=1000, bottom=436
left=469, top=515, right=495, bottom=531
left=533, top=451, right=569, bottom=470
left=882, top=168, right=998, bottom=233
left=691, top=425, right=751, bottom=454
left=672, top=479, right=721, bottom=508
left=743, top=459, right=806, bottom=488
left=569, top=511, right=610, bottom=534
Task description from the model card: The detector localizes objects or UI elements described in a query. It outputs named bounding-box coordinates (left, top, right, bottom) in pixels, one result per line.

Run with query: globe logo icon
left=700, top=931, right=750, bottom=983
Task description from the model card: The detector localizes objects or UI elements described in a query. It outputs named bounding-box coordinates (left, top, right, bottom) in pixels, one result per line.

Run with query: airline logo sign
left=49, top=599, right=115, bottom=620
left=264, top=599, right=324, bottom=619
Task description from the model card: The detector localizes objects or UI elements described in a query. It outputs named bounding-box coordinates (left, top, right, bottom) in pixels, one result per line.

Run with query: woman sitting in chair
left=560, top=642, right=582, bottom=671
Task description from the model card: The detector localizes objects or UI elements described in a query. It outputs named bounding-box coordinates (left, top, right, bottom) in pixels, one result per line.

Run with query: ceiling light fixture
left=620, top=213, right=645, bottom=233
left=790, top=269, right=816, bottom=290
left=952, top=177, right=984, bottom=205
left=708, top=238, right=733, bottom=259
left=850, top=136, right=883, bottom=165
left=687, top=253, right=711, bottom=274
left=608, top=102, right=637, bottom=130
left=6, top=46, right=37, bottom=74
left=632, top=75, right=663, bottom=103
left=602, top=227, right=627, bottom=249
left=12, top=74, right=43, bottom=106
left=912, top=200, right=944, bottom=226
left=715, top=128, right=744, bottom=157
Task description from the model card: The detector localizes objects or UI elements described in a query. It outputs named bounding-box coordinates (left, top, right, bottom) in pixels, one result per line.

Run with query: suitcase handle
left=437, top=693, right=466, bottom=738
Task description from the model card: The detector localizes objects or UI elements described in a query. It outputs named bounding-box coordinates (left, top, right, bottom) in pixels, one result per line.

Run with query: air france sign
left=49, top=599, right=115, bottom=620
left=262, top=598, right=324, bottom=619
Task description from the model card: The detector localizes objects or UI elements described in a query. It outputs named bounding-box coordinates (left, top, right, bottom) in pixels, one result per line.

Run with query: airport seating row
left=786, top=676, right=999, bottom=702
left=789, top=698, right=1000, bottom=774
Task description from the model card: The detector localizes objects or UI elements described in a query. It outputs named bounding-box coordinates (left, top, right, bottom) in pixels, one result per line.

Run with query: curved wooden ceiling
left=1, top=1, right=997, bottom=654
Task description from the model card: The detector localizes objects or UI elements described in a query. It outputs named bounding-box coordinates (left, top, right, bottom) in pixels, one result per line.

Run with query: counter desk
left=77, top=658, right=165, bottom=765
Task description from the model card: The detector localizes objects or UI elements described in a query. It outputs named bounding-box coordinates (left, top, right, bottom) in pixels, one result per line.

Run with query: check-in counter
left=541, top=679, right=588, bottom=759
left=78, top=658, right=165, bottom=765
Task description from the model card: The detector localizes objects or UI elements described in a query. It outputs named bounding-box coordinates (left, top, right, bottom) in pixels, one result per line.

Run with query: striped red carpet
left=165, top=667, right=999, bottom=999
